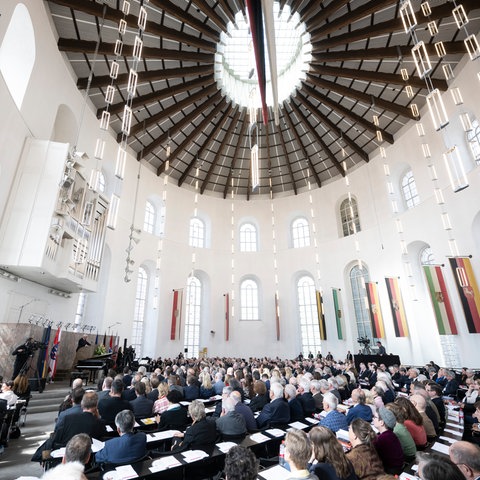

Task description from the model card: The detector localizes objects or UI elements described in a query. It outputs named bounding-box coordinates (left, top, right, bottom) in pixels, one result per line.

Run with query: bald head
left=449, top=441, right=480, bottom=479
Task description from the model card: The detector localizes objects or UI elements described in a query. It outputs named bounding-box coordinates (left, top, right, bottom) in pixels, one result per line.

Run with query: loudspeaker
left=28, top=378, right=46, bottom=392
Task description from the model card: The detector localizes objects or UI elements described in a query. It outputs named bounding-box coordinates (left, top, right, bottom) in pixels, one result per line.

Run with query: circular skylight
left=215, top=3, right=311, bottom=109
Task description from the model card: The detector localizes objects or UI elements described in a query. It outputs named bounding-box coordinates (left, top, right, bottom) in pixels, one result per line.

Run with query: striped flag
left=385, top=277, right=409, bottom=337
left=109, top=335, right=113, bottom=352
left=225, top=293, right=230, bottom=341
left=423, top=265, right=457, bottom=335
left=449, top=257, right=480, bottom=333
left=94, top=331, right=99, bottom=345
left=48, top=327, right=61, bottom=380
left=39, top=326, right=52, bottom=379
left=332, top=288, right=345, bottom=340
left=316, top=291, right=327, bottom=340
left=171, top=289, right=183, bottom=340
left=366, top=282, right=385, bottom=338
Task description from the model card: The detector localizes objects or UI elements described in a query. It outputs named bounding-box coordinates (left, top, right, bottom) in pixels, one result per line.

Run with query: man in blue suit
left=95, top=409, right=147, bottom=465
left=256, top=382, right=290, bottom=428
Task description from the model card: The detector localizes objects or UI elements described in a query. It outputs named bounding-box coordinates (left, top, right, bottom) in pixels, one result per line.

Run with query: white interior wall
left=0, top=1, right=479, bottom=366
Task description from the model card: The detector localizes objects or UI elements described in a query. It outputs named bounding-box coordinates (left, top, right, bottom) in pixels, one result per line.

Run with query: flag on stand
left=38, top=326, right=52, bottom=379
left=102, top=331, right=106, bottom=347
left=48, top=327, right=61, bottom=381
left=95, top=331, right=99, bottom=345
left=109, top=335, right=113, bottom=353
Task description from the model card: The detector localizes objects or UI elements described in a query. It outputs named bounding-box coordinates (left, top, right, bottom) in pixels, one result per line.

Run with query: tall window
left=292, top=217, right=310, bottom=248
left=144, top=200, right=156, bottom=234
left=349, top=264, right=372, bottom=342
left=185, top=276, right=201, bottom=357
left=420, top=247, right=435, bottom=265
left=240, top=223, right=257, bottom=252
left=340, top=198, right=361, bottom=237
left=132, top=267, right=148, bottom=356
left=467, top=119, right=480, bottom=164
left=189, top=218, right=205, bottom=248
left=401, top=170, right=420, bottom=209
left=240, top=279, right=259, bottom=320
left=297, top=276, right=321, bottom=356
left=97, top=171, right=106, bottom=193
left=74, top=292, right=87, bottom=330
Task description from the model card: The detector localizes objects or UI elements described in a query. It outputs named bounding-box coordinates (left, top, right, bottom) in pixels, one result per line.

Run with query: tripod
left=19, top=352, right=43, bottom=393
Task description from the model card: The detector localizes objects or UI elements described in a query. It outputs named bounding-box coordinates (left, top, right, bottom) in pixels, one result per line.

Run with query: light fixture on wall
left=0, top=268, right=20, bottom=282
left=48, top=288, right=72, bottom=298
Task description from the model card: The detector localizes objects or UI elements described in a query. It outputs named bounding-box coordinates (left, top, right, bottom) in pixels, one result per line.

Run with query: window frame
left=189, top=217, right=205, bottom=248
left=292, top=217, right=310, bottom=248
left=240, top=278, right=260, bottom=321
left=340, top=197, right=361, bottom=237
left=184, top=276, right=201, bottom=358
left=297, top=275, right=322, bottom=356
left=144, top=200, right=156, bottom=234
left=401, top=170, right=420, bottom=209
left=239, top=222, right=258, bottom=252
left=132, top=266, right=148, bottom=356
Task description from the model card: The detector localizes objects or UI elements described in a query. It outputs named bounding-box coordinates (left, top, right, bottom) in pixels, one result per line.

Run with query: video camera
left=26, top=339, right=47, bottom=353
left=357, top=336, right=371, bottom=347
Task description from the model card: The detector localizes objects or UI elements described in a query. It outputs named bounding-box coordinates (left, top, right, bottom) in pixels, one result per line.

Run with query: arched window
left=189, top=218, right=205, bottom=248
left=420, top=247, right=435, bottom=265
left=185, top=276, right=201, bottom=357
left=401, top=170, right=420, bottom=209
left=0, top=4, right=36, bottom=109
left=97, top=171, right=106, bottom=193
left=240, top=223, right=257, bottom=252
left=144, top=200, right=156, bottom=234
left=132, top=267, right=148, bottom=356
left=467, top=119, right=480, bottom=163
left=340, top=198, right=361, bottom=237
left=297, top=276, right=321, bottom=356
left=240, top=279, right=259, bottom=320
left=349, top=264, right=372, bottom=343
left=292, top=218, right=310, bottom=248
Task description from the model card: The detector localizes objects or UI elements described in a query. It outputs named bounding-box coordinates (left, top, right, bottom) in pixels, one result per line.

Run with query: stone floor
left=0, top=381, right=70, bottom=480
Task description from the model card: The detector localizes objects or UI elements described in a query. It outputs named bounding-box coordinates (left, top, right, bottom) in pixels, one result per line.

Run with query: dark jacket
left=130, top=395, right=154, bottom=419
left=53, top=411, right=106, bottom=448
left=256, top=398, right=290, bottom=428
left=298, top=392, right=316, bottom=418
left=177, top=418, right=217, bottom=454
left=249, top=393, right=269, bottom=413
left=95, top=431, right=147, bottom=464
left=157, top=405, right=189, bottom=431
left=288, top=397, right=305, bottom=422
left=98, top=396, right=133, bottom=424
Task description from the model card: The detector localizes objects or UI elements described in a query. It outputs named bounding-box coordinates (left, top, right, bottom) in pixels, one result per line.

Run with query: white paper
left=265, top=428, right=285, bottom=437
left=258, top=464, right=292, bottom=480
left=249, top=432, right=270, bottom=443
left=288, top=421, right=308, bottom=429
left=180, top=401, right=191, bottom=406
left=216, top=441, right=238, bottom=453
left=336, top=429, right=350, bottom=442
left=305, top=417, right=319, bottom=425
left=205, top=407, right=216, bottom=414
left=115, top=464, right=138, bottom=479
left=147, top=429, right=181, bottom=442
left=50, top=447, right=66, bottom=458
left=439, top=436, right=458, bottom=444
left=431, top=442, right=451, bottom=455
left=149, top=456, right=182, bottom=472
left=399, top=473, right=417, bottom=480
left=106, top=425, right=114, bottom=432
left=182, top=449, right=209, bottom=462
left=92, top=438, right=105, bottom=453
left=443, top=428, right=462, bottom=437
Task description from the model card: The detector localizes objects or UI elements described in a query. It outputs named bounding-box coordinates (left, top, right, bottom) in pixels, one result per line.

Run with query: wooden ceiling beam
left=58, top=38, right=214, bottom=62
left=201, top=109, right=242, bottom=194
left=295, top=91, right=370, bottom=163
left=264, top=118, right=273, bottom=173
left=126, top=84, right=218, bottom=140
left=310, top=65, right=448, bottom=92
left=276, top=120, right=298, bottom=196
left=302, top=0, right=350, bottom=25
left=223, top=114, right=248, bottom=199
left=77, top=65, right=213, bottom=89
left=148, top=0, right=220, bottom=41
left=287, top=100, right=346, bottom=179
left=105, top=74, right=215, bottom=119
left=216, top=0, right=236, bottom=24
left=158, top=101, right=227, bottom=176
left=48, top=0, right=216, bottom=52
left=178, top=103, right=234, bottom=186
left=190, top=1, right=227, bottom=31
left=281, top=104, right=322, bottom=189
left=306, top=73, right=416, bottom=120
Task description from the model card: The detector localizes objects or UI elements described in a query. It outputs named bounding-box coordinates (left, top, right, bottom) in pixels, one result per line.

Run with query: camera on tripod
left=25, top=339, right=46, bottom=354
left=357, top=336, right=370, bottom=347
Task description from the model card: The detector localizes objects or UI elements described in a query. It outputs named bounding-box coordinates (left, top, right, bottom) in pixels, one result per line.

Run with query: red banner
left=170, top=289, right=183, bottom=340
left=225, top=293, right=230, bottom=341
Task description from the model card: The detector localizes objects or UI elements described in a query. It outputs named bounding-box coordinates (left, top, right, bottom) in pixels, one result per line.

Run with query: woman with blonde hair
left=153, top=382, right=170, bottom=414
left=200, top=372, right=214, bottom=399
left=308, top=425, right=357, bottom=480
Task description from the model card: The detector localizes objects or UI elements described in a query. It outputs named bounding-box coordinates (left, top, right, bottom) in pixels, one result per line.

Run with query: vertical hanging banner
left=170, top=289, right=183, bottom=340
left=224, top=293, right=230, bottom=341
left=385, top=277, right=409, bottom=337
left=39, top=325, right=52, bottom=379
left=449, top=257, right=480, bottom=333
left=332, top=288, right=345, bottom=340
left=316, top=291, right=327, bottom=340
left=48, top=327, right=62, bottom=381
left=365, top=282, right=385, bottom=338
left=423, top=265, right=457, bottom=335
left=275, top=293, right=280, bottom=340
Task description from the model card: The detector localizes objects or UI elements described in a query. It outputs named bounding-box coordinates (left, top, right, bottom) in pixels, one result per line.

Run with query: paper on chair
left=150, top=456, right=182, bottom=472
left=249, top=432, right=270, bottom=443
left=50, top=447, right=66, bottom=458
left=265, top=428, right=285, bottom=437
left=216, top=441, right=238, bottom=453
left=182, top=449, right=209, bottom=462
left=431, top=442, right=451, bottom=455
left=305, top=417, right=319, bottom=425
left=141, top=417, right=156, bottom=425
left=106, top=425, right=114, bottom=432
left=288, top=421, right=308, bottom=429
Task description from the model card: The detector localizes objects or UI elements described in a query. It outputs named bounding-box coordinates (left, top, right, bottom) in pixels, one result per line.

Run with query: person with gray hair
left=94, top=410, right=147, bottom=464
left=285, top=384, right=304, bottom=422
left=318, top=392, right=348, bottom=433
left=172, top=400, right=217, bottom=453
left=64, top=433, right=91, bottom=465
left=256, top=382, right=290, bottom=428
left=297, top=377, right=316, bottom=418
left=310, top=380, right=323, bottom=412
left=449, top=441, right=480, bottom=480
left=230, top=390, right=257, bottom=432
left=216, top=397, right=247, bottom=437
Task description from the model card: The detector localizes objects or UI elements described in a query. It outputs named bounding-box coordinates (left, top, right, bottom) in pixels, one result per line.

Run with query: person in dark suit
left=147, top=376, right=160, bottom=402
left=285, top=384, right=304, bottom=422
left=183, top=375, right=200, bottom=401
left=216, top=397, right=247, bottom=438
left=156, top=390, right=189, bottom=431
left=310, top=380, right=324, bottom=412
left=130, top=381, right=154, bottom=419
left=256, top=383, right=290, bottom=428
left=248, top=380, right=269, bottom=413
left=122, top=367, right=133, bottom=389
left=172, top=400, right=217, bottom=454
left=230, top=390, right=257, bottom=432
left=11, top=337, right=34, bottom=380
left=76, top=335, right=91, bottom=352
left=297, top=378, right=316, bottom=418
left=98, top=379, right=132, bottom=424
left=443, top=370, right=460, bottom=398
left=55, top=388, right=85, bottom=430
left=95, top=409, right=147, bottom=465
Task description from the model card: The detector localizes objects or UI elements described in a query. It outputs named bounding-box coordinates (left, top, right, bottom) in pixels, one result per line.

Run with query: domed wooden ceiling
left=46, top=0, right=480, bottom=198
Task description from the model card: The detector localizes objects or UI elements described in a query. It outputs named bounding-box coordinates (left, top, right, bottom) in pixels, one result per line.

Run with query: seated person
left=283, top=429, right=318, bottom=480
left=346, top=389, right=372, bottom=425
left=98, top=379, right=132, bottom=424
left=153, top=382, right=170, bottom=415
left=426, top=382, right=446, bottom=429
left=347, top=419, right=386, bottom=480
left=224, top=445, right=259, bottom=480
left=172, top=400, right=217, bottom=454
left=56, top=388, right=85, bottom=429
left=256, top=382, right=290, bottom=429
left=449, top=440, right=480, bottom=479
left=409, top=394, right=437, bottom=441
left=0, top=381, right=19, bottom=406
left=230, top=390, right=257, bottom=432
left=156, top=389, right=189, bottom=431
left=309, top=426, right=357, bottom=480
left=248, top=380, right=269, bottom=413
left=394, top=396, right=427, bottom=448
left=285, top=384, right=305, bottom=423
left=416, top=451, right=464, bottom=480
left=216, top=397, right=247, bottom=438
left=183, top=375, right=200, bottom=401
left=95, top=409, right=147, bottom=465
left=130, top=381, right=154, bottom=419
left=319, top=392, right=348, bottom=433
left=373, top=407, right=404, bottom=475
left=297, top=378, right=316, bottom=418
left=385, top=403, right=416, bottom=463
